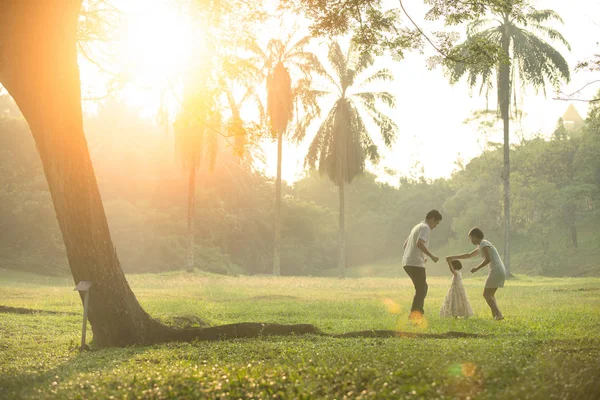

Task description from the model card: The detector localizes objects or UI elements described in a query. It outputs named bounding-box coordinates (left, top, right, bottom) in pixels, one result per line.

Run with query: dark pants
left=404, top=266, right=428, bottom=314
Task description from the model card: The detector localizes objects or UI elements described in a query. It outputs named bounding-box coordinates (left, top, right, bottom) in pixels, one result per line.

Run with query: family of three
left=402, top=210, right=506, bottom=321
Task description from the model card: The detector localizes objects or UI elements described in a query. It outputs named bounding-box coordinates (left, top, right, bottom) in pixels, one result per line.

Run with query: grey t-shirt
left=402, top=221, right=430, bottom=268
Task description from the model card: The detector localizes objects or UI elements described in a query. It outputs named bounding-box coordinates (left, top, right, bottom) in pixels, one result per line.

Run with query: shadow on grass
left=2, top=305, right=489, bottom=343
left=0, top=343, right=149, bottom=399
left=0, top=305, right=77, bottom=316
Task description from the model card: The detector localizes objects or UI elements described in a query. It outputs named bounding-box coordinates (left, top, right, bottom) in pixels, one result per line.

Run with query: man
left=402, top=209, right=442, bottom=320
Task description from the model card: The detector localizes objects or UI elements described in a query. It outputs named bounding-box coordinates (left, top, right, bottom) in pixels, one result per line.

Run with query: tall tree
left=296, top=41, right=398, bottom=278
left=173, top=0, right=265, bottom=273
left=174, top=86, right=220, bottom=273
left=247, top=31, right=323, bottom=276
left=0, top=0, right=318, bottom=346
left=0, top=0, right=169, bottom=346
left=444, top=1, right=570, bottom=275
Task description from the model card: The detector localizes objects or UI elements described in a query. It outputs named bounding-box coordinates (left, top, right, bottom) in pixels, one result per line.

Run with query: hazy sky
left=77, top=0, right=600, bottom=186
left=260, top=0, right=600, bottom=185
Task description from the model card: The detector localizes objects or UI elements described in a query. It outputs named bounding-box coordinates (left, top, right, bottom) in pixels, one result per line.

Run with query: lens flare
left=448, top=362, right=477, bottom=377
left=461, top=362, right=477, bottom=377
left=383, top=298, right=401, bottom=314
left=408, top=311, right=428, bottom=329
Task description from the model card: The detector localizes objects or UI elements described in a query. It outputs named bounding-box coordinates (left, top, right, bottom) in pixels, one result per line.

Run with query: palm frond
left=467, top=18, right=495, bottom=35
left=528, top=24, right=571, bottom=51
left=267, top=38, right=286, bottom=63
left=286, top=51, right=328, bottom=77
left=512, top=28, right=571, bottom=90
left=353, top=94, right=398, bottom=148
left=242, top=36, right=269, bottom=64
left=524, top=9, right=564, bottom=24
left=360, top=68, right=394, bottom=85
left=294, top=81, right=329, bottom=114
left=347, top=39, right=375, bottom=76
left=285, top=35, right=312, bottom=58
left=305, top=106, right=336, bottom=169
left=292, top=109, right=318, bottom=144
left=328, top=42, right=349, bottom=88
left=355, top=113, right=380, bottom=166
left=352, top=91, right=396, bottom=108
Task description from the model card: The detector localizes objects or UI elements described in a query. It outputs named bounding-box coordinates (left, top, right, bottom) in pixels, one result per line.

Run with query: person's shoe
left=409, top=311, right=426, bottom=326
left=408, top=310, right=423, bottom=320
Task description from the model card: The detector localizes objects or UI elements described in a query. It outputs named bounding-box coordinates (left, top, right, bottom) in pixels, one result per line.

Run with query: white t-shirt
left=402, top=221, right=431, bottom=268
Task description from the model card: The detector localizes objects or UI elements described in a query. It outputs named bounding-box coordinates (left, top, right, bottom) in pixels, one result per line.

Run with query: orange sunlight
left=116, top=0, right=203, bottom=118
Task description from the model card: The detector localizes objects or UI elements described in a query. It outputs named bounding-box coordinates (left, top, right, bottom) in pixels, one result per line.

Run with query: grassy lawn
left=1, top=269, right=599, bottom=399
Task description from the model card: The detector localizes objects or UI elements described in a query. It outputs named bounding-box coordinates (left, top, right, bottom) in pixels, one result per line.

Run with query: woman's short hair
left=468, top=227, right=484, bottom=239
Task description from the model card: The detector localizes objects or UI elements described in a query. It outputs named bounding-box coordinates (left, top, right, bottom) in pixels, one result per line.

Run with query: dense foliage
left=1, top=94, right=598, bottom=277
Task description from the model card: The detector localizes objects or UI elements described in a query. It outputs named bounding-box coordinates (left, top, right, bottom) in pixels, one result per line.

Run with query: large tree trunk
left=499, top=21, right=512, bottom=277
left=338, top=180, right=346, bottom=279
left=272, top=128, right=283, bottom=276
left=186, top=166, right=196, bottom=272
left=0, top=0, right=318, bottom=346
left=0, top=0, right=169, bottom=346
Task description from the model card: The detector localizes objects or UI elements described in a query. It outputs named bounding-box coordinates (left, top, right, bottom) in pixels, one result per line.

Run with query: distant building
left=561, top=104, right=584, bottom=129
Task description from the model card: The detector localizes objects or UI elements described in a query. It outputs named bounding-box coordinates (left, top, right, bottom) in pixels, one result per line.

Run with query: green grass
left=1, top=269, right=600, bottom=399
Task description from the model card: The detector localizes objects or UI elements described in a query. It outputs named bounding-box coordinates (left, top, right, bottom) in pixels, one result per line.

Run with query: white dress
left=439, top=272, right=474, bottom=317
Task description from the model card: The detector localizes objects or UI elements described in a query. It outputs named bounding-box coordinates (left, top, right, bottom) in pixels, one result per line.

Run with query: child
left=439, top=259, right=474, bottom=318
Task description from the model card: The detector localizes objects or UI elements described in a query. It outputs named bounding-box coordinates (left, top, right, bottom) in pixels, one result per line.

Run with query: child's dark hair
left=451, top=260, right=463, bottom=270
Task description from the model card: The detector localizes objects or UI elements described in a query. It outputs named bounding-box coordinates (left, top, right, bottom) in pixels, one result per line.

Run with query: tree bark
left=566, top=204, right=578, bottom=248
left=186, top=166, right=196, bottom=272
left=273, top=128, right=283, bottom=276
left=499, top=20, right=512, bottom=277
left=338, top=180, right=346, bottom=279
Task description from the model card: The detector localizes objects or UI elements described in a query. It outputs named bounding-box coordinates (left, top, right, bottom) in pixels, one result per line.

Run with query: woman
left=446, top=228, right=506, bottom=320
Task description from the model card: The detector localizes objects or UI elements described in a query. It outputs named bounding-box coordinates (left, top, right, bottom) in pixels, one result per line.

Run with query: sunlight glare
left=117, top=0, right=204, bottom=118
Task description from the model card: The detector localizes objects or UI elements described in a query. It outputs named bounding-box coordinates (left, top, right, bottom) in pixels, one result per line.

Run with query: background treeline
left=1, top=94, right=598, bottom=277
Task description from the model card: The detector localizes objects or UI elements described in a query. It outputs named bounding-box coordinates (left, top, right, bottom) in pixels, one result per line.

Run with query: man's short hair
left=425, top=209, right=442, bottom=221
left=468, top=227, right=484, bottom=239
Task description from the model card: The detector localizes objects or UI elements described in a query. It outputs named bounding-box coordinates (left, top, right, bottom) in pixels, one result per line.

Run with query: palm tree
left=247, top=31, right=324, bottom=276
left=171, top=0, right=267, bottom=273
left=295, top=41, right=398, bottom=278
left=174, top=72, right=220, bottom=272
left=174, top=56, right=264, bottom=273
left=445, top=2, right=570, bottom=275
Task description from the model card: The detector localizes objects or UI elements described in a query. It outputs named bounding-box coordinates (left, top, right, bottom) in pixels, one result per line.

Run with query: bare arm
left=446, top=248, right=478, bottom=261
left=471, top=246, right=491, bottom=273
left=417, top=239, right=438, bottom=263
